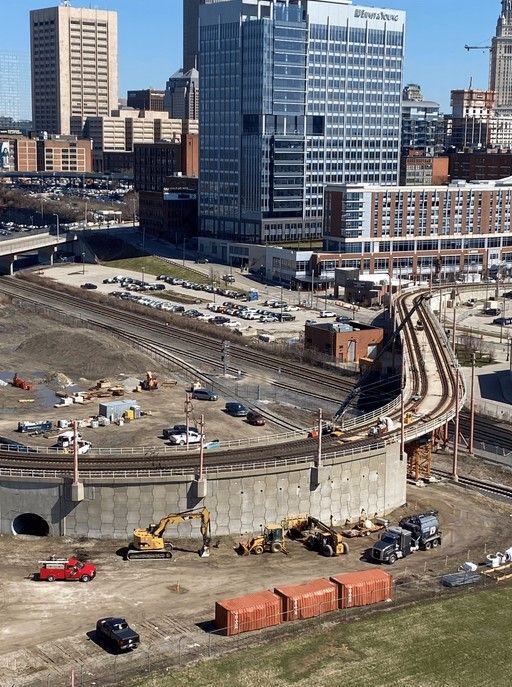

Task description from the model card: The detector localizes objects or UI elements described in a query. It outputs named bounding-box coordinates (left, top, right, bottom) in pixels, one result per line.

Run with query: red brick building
left=304, top=321, right=384, bottom=363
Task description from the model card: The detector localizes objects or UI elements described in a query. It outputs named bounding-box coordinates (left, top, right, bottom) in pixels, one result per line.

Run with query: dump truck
left=371, top=511, right=441, bottom=564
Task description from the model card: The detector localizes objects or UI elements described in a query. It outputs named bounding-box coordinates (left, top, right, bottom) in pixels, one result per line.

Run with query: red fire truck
left=38, top=558, right=96, bottom=582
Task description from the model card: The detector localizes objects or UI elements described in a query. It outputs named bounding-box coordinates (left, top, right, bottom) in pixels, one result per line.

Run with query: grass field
left=130, top=587, right=512, bottom=687
left=104, top=256, right=210, bottom=284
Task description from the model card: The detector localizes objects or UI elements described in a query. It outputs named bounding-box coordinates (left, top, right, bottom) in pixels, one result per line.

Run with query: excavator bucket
left=199, top=544, right=210, bottom=558
left=234, top=541, right=250, bottom=556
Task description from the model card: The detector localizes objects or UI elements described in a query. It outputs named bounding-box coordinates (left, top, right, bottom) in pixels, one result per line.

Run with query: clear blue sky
left=0, top=0, right=501, bottom=113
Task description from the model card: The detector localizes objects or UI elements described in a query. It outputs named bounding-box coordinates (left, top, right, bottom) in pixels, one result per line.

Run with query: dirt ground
left=0, top=484, right=509, bottom=686
left=0, top=300, right=306, bottom=448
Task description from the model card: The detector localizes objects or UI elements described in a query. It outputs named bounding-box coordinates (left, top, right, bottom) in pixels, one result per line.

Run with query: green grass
left=104, top=256, right=210, bottom=284
left=129, top=587, right=512, bottom=687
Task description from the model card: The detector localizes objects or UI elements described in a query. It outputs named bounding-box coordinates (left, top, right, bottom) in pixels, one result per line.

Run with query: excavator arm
left=134, top=508, right=211, bottom=558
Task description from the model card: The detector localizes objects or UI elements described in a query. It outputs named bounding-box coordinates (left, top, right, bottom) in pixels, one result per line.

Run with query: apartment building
left=324, top=179, right=512, bottom=280
left=127, top=89, right=165, bottom=111
left=0, top=135, right=92, bottom=172
left=400, top=151, right=449, bottom=186
left=30, top=5, right=118, bottom=136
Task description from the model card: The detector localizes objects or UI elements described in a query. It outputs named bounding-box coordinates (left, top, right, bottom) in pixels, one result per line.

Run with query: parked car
left=95, top=617, right=140, bottom=652
left=195, top=257, right=209, bottom=264
left=493, top=317, right=512, bottom=326
left=319, top=310, right=336, bottom=318
left=168, top=430, right=203, bottom=446
left=246, top=411, right=265, bottom=426
left=81, top=282, right=97, bottom=290
left=222, top=274, right=235, bottom=283
left=192, top=388, right=218, bottom=401
left=336, top=315, right=352, bottom=323
left=163, top=424, right=199, bottom=439
left=225, top=402, right=248, bottom=417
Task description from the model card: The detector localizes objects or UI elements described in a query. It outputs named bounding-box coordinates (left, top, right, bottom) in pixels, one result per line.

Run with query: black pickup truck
left=95, top=617, right=140, bottom=651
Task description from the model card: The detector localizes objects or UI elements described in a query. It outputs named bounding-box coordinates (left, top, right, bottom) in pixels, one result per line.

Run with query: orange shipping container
left=215, top=591, right=281, bottom=636
left=329, top=569, right=393, bottom=609
left=274, top=578, right=337, bottom=621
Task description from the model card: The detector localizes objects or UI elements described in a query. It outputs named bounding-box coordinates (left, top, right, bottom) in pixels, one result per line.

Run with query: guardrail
left=0, top=440, right=389, bottom=480
left=339, top=394, right=401, bottom=430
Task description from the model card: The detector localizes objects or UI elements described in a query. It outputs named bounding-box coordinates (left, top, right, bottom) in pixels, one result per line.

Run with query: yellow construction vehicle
left=236, top=515, right=349, bottom=558
left=235, top=524, right=286, bottom=555
left=127, top=508, right=211, bottom=560
left=285, top=515, right=349, bottom=557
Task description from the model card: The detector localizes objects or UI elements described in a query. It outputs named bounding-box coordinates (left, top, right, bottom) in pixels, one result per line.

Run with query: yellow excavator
left=126, top=508, right=211, bottom=560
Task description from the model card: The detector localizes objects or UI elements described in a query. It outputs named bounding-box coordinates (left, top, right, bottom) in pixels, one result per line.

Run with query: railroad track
left=433, top=468, right=512, bottom=500
left=0, top=277, right=354, bottom=393
left=0, top=278, right=463, bottom=473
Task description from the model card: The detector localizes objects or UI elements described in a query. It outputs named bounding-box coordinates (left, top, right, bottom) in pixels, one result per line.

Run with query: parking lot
left=39, top=262, right=376, bottom=339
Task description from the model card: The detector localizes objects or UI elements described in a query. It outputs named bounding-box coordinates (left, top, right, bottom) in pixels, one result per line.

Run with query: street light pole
left=81, top=252, right=85, bottom=275
left=53, top=213, right=59, bottom=239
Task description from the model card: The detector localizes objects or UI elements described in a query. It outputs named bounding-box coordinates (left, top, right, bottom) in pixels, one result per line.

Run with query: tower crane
left=464, top=45, right=492, bottom=52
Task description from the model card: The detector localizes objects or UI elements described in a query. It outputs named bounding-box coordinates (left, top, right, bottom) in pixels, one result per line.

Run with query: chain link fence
left=11, top=540, right=507, bottom=687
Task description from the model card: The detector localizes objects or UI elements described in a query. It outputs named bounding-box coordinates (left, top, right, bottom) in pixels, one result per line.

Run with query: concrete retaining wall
left=0, top=444, right=406, bottom=538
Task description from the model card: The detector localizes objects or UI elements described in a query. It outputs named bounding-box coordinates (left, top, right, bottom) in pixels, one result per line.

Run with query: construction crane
left=127, top=508, right=211, bottom=560
left=464, top=45, right=492, bottom=52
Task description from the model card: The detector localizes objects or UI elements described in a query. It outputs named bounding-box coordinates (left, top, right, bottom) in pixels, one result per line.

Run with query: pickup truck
left=38, top=558, right=96, bottom=582
left=95, top=617, right=140, bottom=652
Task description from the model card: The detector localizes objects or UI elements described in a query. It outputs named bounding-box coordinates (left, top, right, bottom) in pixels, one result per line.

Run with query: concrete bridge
left=0, top=230, right=77, bottom=274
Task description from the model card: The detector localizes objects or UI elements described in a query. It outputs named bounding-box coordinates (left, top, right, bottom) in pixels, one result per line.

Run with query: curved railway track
left=0, top=278, right=462, bottom=475
left=433, top=469, right=512, bottom=500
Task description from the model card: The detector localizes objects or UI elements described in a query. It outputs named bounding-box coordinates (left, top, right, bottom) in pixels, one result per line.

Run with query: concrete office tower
left=30, top=5, right=118, bottom=135
left=199, top=0, right=405, bottom=245
left=0, top=52, right=31, bottom=121
left=165, top=68, right=199, bottom=119
left=491, top=0, right=512, bottom=106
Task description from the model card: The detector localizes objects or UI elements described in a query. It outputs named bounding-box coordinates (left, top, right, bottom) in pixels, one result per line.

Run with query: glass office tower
left=199, top=0, right=405, bottom=245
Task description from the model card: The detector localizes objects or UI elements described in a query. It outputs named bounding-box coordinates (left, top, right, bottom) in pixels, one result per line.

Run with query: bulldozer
left=236, top=524, right=286, bottom=555
left=127, top=508, right=211, bottom=560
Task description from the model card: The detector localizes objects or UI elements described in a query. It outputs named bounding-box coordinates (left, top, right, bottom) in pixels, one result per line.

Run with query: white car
left=168, top=431, right=202, bottom=446
left=319, top=310, right=337, bottom=318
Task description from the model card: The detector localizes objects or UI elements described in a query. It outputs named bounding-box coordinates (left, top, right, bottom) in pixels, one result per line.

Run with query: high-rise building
left=165, top=68, right=199, bottom=119
left=183, top=0, right=230, bottom=72
left=127, top=89, right=165, bottom=111
left=199, top=0, right=405, bottom=245
left=401, top=96, right=443, bottom=154
left=491, top=0, right=512, bottom=107
left=30, top=5, right=118, bottom=136
left=0, top=52, right=31, bottom=122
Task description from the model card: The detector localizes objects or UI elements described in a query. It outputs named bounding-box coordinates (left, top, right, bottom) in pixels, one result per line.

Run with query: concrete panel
left=0, top=443, right=406, bottom=538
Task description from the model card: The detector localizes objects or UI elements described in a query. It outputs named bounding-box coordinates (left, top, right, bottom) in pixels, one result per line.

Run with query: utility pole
left=72, top=419, right=79, bottom=485
left=199, top=414, right=205, bottom=479
left=469, top=353, right=476, bottom=455
left=221, top=341, right=230, bottom=376
left=317, top=408, right=322, bottom=468
left=184, top=392, right=192, bottom=450
left=452, top=305, right=457, bottom=354
left=400, top=352, right=405, bottom=461
left=453, top=367, right=460, bottom=482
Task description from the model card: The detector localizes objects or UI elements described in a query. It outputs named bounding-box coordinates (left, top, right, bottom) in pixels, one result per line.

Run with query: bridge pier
left=0, top=255, right=16, bottom=275
left=38, top=246, right=56, bottom=268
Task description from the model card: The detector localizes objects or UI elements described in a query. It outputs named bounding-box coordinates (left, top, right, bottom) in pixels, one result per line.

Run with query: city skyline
left=0, top=0, right=502, bottom=117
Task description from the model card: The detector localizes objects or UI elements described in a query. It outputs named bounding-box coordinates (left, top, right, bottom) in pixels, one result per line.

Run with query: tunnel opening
left=12, top=513, right=50, bottom=536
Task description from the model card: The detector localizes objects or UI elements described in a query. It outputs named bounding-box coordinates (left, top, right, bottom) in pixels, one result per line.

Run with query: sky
left=0, top=0, right=502, bottom=115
